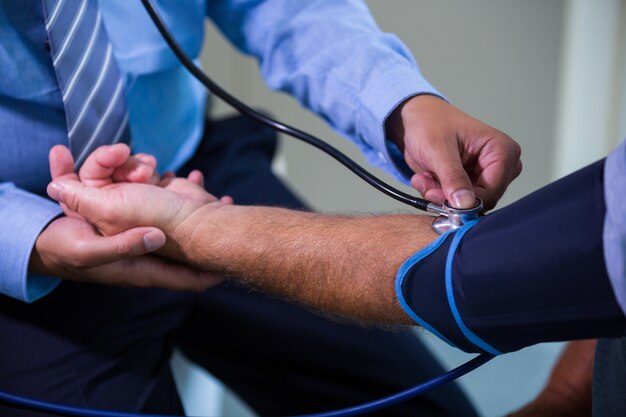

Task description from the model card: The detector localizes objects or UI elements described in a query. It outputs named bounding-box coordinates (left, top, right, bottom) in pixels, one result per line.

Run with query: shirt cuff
left=357, top=62, right=446, bottom=183
left=0, top=183, right=62, bottom=303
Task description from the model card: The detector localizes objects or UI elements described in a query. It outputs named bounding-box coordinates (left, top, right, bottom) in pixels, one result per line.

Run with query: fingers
left=414, top=143, right=522, bottom=211
left=78, top=144, right=131, bottom=187
left=398, top=97, right=523, bottom=209
left=187, top=170, right=204, bottom=187
left=470, top=138, right=522, bottom=210
left=411, top=173, right=445, bottom=206
left=49, top=145, right=78, bottom=181
left=426, top=144, right=476, bottom=208
left=115, top=256, right=224, bottom=292
left=410, top=172, right=439, bottom=197
left=78, top=144, right=161, bottom=187
left=111, top=153, right=160, bottom=185
left=37, top=217, right=222, bottom=292
left=47, top=179, right=99, bottom=219
left=49, top=146, right=86, bottom=218
left=75, top=227, right=167, bottom=266
left=134, top=153, right=157, bottom=169
left=83, top=256, right=223, bottom=292
left=220, top=195, right=234, bottom=205
left=51, top=144, right=160, bottom=188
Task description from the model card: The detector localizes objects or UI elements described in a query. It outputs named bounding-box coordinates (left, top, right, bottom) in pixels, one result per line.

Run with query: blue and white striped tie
left=43, top=0, right=131, bottom=168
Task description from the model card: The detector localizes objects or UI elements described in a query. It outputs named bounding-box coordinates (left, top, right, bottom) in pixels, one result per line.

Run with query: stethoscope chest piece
left=431, top=198, right=483, bottom=234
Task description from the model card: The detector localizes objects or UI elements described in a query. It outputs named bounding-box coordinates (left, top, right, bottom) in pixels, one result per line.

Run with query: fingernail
left=143, top=231, right=166, bottom=252
left=47, top=182, right=64, bottom=201
left=450, top=189, right=475, bottom=209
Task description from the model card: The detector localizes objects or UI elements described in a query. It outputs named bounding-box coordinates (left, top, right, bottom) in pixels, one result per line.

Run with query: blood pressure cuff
left=397, top=159, right=626, bottom=354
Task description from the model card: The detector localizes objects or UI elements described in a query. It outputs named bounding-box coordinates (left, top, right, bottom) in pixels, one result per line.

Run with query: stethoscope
left=141, top=2, right=485, bottom=236
left=0, top=1, right=493, bottom=416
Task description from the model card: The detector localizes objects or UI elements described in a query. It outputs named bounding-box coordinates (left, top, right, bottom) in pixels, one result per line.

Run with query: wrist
left=29, top=217, right=65, bottom=277
left=166, top=202, right=235, bottom=266
left=386, top=94, right=448, bottom=151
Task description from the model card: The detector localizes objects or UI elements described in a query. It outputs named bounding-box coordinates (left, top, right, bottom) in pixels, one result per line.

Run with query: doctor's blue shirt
left=0, top=0, right=442, bottom=302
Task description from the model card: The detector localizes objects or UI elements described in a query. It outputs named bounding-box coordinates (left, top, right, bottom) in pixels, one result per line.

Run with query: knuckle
left=515, top=159, right=523, bottom=176
left=501, top=134, right=522, bottom=159
left=68, top=240, right=92, bottom=268
left=511, top=140, right=522, bottom=160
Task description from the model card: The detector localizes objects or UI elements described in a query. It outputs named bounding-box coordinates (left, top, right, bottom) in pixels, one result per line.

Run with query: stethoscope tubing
left=0, top=2, right=496, bottom=416
left=0, top=353, right=494, bottom=417
left=138, top=0, right=434, bottom=213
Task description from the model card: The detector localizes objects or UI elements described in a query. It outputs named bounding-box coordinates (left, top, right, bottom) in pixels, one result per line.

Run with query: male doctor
left=0, top=1, right=521, bottom=416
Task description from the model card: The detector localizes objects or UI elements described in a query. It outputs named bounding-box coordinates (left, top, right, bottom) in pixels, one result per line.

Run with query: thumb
left=431, top=149, right=476, bottom=209
left=47, top=179, right=103, bottom=219
left=49, top=144, right=78, bottom=181
left=82, top=227, right=167, bottom=266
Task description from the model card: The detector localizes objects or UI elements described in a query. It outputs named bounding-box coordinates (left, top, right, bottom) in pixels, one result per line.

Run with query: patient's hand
left=48, top=145, right=227, bottom=260
left=29, top=145, right=224, bottom=292
left=46, top=146, right=436, bottom=324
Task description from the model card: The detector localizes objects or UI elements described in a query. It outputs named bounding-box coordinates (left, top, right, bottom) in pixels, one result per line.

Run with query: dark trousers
left=0, top=115, right=478, bottom=417
left=593, top=337, right=626, bottom=416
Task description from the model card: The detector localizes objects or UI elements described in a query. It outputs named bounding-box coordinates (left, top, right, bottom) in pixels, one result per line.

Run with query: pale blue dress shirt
left=0, top=0, right=442, bottom=302
left=604, top=139, right=626, bottom=316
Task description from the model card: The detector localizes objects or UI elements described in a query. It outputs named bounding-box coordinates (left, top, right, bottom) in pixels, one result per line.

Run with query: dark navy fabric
left=593, top=337, right=626, bottom=416
left=0, top=114, right=478, bottom=417
left=398, top=232, right=476, bottom=352
left=401, top=159, right=626, bottom=353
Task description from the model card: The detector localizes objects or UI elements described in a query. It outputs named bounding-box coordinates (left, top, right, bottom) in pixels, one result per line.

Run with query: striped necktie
left=43, top=0, right=131, bottom=168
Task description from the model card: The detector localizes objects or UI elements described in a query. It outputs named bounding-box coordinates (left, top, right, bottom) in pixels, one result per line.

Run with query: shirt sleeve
left=0, top=183, right=62, bottom=303
left=603, top=139, right=626, bottom=314
left=206, top=0, right=445, bottom=182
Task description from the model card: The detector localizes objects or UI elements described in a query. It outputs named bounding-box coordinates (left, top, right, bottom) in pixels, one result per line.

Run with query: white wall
left=173, top=1, right=626, bottom=416
left=205, top=0, right=564, bottom=212
left=553, top=0, right=626, bottom=178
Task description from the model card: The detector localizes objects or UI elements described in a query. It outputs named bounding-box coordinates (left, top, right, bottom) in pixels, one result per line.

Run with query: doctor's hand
left=30, top=145, right=223, bottom=292
left=386, top=95, right=522, bottom=210
left=29, top=215, right=221, bottom=292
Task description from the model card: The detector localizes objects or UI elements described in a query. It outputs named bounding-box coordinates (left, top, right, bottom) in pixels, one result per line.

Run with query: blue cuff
left=0, top=183, right=62, bottom=303
left=395, top=228, right=457, bottom=348
left=396, top=219, right=502, bottom=355
left=444, top=220, right=502, bottom=355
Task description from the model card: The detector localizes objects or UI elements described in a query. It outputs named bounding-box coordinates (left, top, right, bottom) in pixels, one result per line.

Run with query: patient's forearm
left=173, top=205, right=438, bottom=324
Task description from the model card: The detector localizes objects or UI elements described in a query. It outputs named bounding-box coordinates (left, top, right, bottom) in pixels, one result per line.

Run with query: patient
left=46, top=142, right=626, bottom=416
left=45, top=143, right=435, bottom=324
left=46, top=142, right=626, bottom=345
